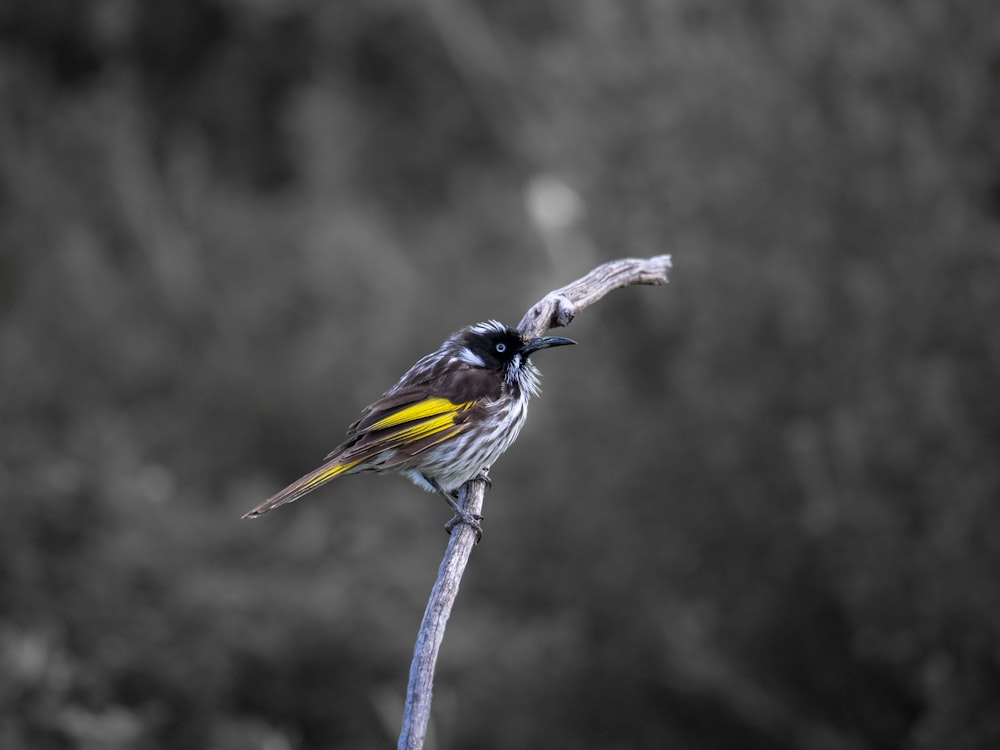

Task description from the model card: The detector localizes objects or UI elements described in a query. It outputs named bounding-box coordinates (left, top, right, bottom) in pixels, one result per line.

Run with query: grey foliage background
left=2, top=1, right=999, bottom=749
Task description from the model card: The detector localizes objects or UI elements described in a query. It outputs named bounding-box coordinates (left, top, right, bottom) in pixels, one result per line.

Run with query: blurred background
left=2, top=1, right=999, bottom=748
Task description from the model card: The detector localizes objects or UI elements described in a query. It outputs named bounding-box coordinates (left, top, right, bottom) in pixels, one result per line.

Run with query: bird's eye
left=495, top=342, right=506, bottom=353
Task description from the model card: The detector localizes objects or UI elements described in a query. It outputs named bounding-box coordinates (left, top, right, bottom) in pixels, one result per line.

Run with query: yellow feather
left=390, top=412, right=463, bottom=442
left=366, top=397, right=472, bottom=431
left=299, top=457, right=365, bottom=493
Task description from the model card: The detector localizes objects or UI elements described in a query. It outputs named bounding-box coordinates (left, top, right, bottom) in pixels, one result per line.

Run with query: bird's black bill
left=522, top=335, right=576, bottom=356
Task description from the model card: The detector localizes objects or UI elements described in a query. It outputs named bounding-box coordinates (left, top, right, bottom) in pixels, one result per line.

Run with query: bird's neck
left=504, top=359, right=542, bottom=399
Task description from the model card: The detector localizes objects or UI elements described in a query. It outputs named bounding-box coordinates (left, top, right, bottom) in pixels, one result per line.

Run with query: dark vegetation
left=2, top=1, right=999, bottom=748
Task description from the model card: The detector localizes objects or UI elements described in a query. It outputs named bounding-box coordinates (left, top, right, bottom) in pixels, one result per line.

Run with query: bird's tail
left=242, top=456, right=365, bottom=519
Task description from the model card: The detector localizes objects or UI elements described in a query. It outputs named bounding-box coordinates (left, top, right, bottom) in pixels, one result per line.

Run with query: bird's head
left=451, top=321, right=575, bottom=394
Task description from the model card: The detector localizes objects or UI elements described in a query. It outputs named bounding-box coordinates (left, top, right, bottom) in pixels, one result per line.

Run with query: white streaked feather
left=468, top=320, right=508, bottom=337
left=456, top=346, right=486, bottom=367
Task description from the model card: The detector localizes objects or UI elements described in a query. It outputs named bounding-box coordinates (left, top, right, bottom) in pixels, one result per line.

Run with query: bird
left=242, top=320, right=575, bottom=537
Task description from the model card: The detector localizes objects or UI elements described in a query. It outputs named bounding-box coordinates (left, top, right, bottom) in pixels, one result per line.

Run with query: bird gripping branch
left=242, top=320, right=575, bottom=537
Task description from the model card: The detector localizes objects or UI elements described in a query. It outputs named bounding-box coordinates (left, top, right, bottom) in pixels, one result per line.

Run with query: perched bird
left=242, top=320, right=575, bottom=536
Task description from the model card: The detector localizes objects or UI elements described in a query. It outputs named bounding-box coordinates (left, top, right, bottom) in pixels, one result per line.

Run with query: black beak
left=522, top=335, right=576, bottom=357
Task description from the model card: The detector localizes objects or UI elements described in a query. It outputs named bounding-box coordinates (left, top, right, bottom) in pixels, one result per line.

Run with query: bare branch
left=398, top=255, right=673, bottom=749
left=398, top=479, right=484, bottom=750
left=517, top=255, right=672, bottom=337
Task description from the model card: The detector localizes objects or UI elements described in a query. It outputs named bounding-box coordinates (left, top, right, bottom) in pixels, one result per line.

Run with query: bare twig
left=398, top=255, right=672, bottom=749
left=517, top=255, right=673, bottom=337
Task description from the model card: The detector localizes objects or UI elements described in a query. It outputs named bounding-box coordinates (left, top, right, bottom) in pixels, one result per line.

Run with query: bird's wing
left=328, top=388, right=478, bottom=468
left=243, top=369, right=500, bottom=519
left=245, top=392, right=480, bottom=517
left=321, top=363, right=507, bottom=470
left=350, top=392, right=472, bottom=436
left=340, top=364, right=504, bottom=450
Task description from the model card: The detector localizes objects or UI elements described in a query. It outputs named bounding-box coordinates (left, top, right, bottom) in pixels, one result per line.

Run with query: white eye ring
left=495, top=342, right=506, bottom=353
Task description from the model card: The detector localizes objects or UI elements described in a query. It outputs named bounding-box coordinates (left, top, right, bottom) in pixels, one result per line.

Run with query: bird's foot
left=423, top=473, right=485, bottom=542
left=441, top=490, right=484, bottom=543
left=444, top=509, right=483, bottom=543
left=473, top=467, right=492, bottom=491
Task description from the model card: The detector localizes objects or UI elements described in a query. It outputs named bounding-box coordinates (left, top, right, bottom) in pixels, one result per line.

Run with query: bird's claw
left=444, top=510, right=484, bottom=543
left=474, top=467, right=492, bottom=491
left=425, top=473, right=485, bottom=542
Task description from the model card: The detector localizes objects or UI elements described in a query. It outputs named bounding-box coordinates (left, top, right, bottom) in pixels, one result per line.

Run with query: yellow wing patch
left=365, top=397, right=473, bottom=432
left=387, top=412, right=465, bottom=443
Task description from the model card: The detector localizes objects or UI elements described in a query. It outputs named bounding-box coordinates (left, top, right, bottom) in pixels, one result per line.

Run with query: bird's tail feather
left=242, top=457, right=364, bottom=519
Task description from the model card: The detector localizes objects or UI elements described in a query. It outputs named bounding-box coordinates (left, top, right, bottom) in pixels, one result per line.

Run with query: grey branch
left=397, top=255, right=673, bottom=750
left=517, top=255, right=673, bottom=338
